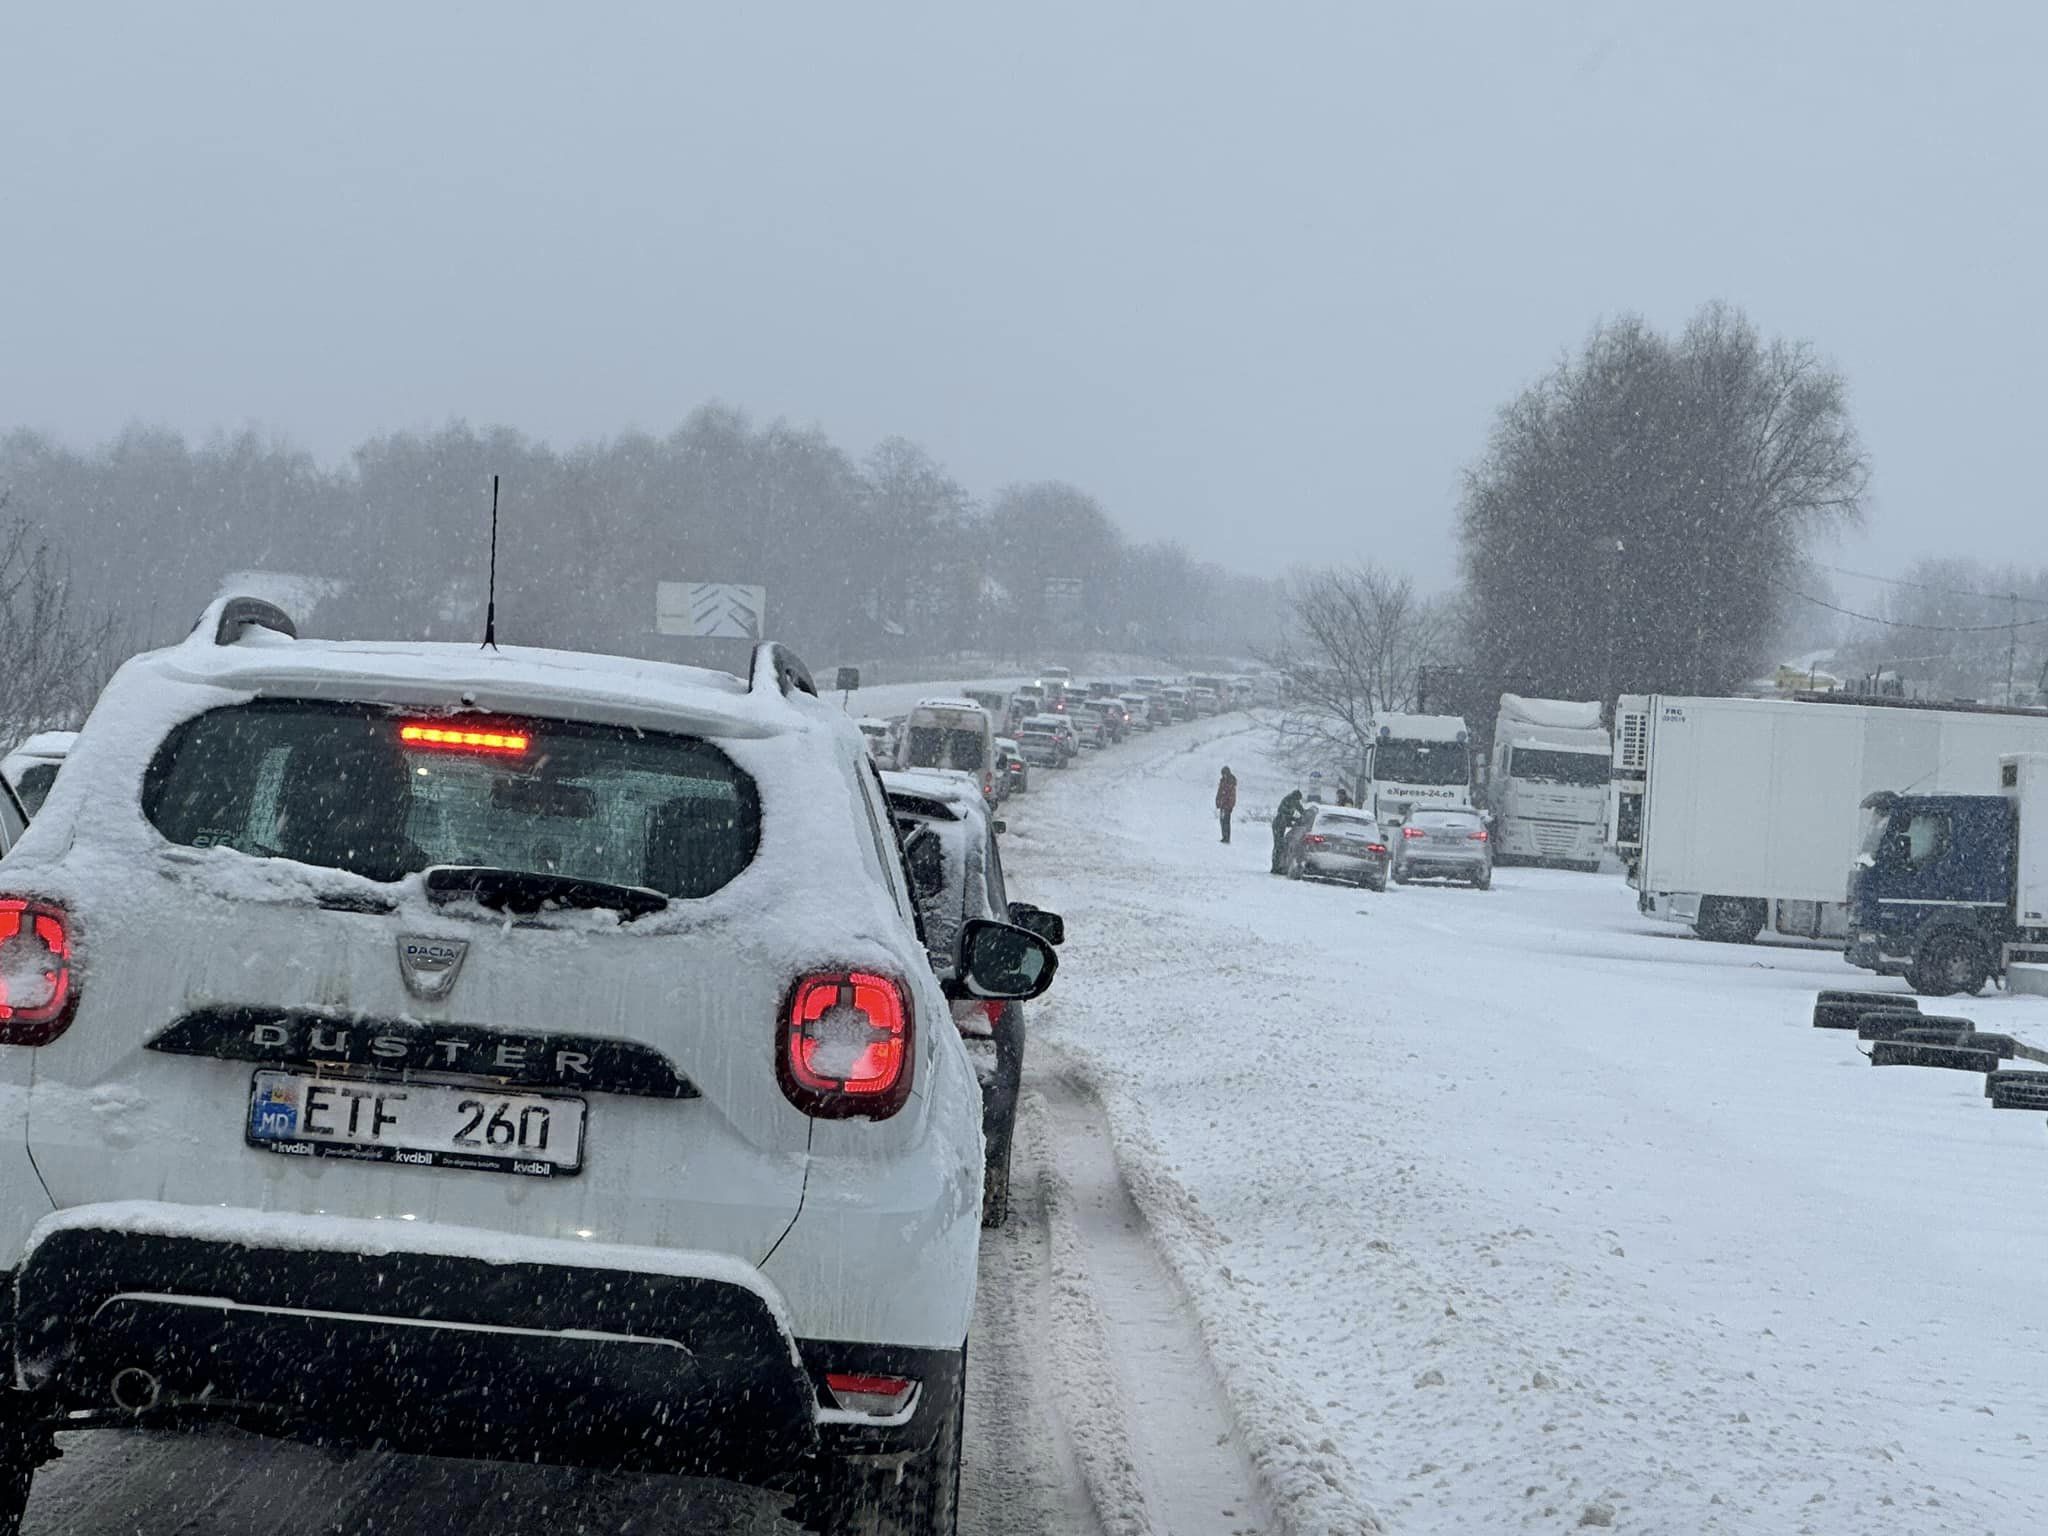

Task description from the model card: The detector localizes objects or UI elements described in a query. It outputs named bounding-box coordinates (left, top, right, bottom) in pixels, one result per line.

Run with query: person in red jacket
left=1214, top=765, right=1238, bottom=843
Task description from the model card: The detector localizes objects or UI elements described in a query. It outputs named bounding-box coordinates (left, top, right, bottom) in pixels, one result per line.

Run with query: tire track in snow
left=1028, top=1077, right=1273, bottom=1536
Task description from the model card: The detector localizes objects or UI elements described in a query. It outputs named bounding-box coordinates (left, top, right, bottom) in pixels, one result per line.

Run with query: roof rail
left=193, top=595, right=299, bottom=646
left=749, top=641, right=817, bottom=699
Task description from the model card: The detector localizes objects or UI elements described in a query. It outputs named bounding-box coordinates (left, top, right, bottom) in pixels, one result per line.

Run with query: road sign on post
left=656, top=582, right=766, bottom=639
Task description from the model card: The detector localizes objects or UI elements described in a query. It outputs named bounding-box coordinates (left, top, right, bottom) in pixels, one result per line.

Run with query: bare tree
left=0, top=495, right=126, bottom=738
left=1269, top=565, right=1450, bottom=783
left=1459, top=303, right=1868, bottom=701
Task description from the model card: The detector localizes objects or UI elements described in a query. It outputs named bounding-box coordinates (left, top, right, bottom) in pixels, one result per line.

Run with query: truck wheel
left=1696, top=896, right=1766, bottom=944
left=1910, top=932, right=1991, bottom=998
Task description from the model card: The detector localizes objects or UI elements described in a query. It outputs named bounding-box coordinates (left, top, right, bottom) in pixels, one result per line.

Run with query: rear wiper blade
left=423, top=865, right=670, bottom=922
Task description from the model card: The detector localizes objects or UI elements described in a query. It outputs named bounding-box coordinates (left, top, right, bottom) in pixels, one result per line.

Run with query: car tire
left=0, top=1403, right=51, bottom=1536
left=825, top=1344, right=965, bottom=1535
left=1910, top=931, right=1992, bottom=999
left=1363, top=873, right=1387, bottom=892
left=1391, top=864, right=1409, bottom=885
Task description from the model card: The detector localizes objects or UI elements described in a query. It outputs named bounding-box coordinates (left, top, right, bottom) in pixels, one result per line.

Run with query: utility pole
left=2007, top=592, right=2020, bottom=707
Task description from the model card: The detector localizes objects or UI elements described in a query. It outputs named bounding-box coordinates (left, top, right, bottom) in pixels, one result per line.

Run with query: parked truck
left=1488, top=695, right=1609, bottom=870
left=1611, top=693, right=2048, bottom=944
left=1362, top=712, right=1473, bottom=826
left=1845, top=753, right=2048, bottom=995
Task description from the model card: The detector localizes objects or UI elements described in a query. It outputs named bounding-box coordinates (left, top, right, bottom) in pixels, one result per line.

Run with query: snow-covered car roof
left=1021, top=714, right=1069, bottom=730
left=2, top=731, right=76, bottom=764
left=912, top=697, right=985, bottom=713
left=881, top=767, right=982, bottom=808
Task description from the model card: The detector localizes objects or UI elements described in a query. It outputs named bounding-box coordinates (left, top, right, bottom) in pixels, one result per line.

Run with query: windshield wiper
left=423, top=865, right=670, bottom=922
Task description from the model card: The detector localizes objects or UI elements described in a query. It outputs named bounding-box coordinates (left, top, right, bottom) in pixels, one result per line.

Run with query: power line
left=1812, top=561, right=2048, bottom=608
left=1766, top=574, right=2048, bottom=634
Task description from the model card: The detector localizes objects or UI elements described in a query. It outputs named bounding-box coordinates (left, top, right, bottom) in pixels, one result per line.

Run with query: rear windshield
left=141, top=700, right=761, bottom=898
left=1315, top=810, right=1376, bottom=829
left=903, top=726, right=986, bottom=772
left=1409, top=810, right=1482, bottom=830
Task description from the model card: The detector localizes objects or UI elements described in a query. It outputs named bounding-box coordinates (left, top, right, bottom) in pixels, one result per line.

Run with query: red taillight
left=1401, top=826, right=1426, bottom=840
left=1469, top=829, right=1489, bottom=842
left=824, top=1371, right=918, bottom=1417
left=1366, top=842, right=1388, bottom=854
left=399, top=723, right=529, bottom=754
left=983, top=999, right=1004, bottom=1028
left=779, top=972, right=913, bottom=1118
left=1304, top=834, right=1327, bottom=845
left=0, top=898, right=79, bottom=1045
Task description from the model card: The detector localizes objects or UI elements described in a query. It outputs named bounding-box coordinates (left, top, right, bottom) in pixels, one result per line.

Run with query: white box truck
left=1488, top=695, right=1609, bottom=870
left=1610, top=693, right=2048, bottom=943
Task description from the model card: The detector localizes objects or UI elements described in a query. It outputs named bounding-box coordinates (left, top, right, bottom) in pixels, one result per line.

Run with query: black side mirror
left=1007, top=902, right=1065, bottom=946
left=993, top=818, right=1007, bottom=835
left=953, top=917, right=1058, bottom=1001
left=903, top=825, right=944, bottom=899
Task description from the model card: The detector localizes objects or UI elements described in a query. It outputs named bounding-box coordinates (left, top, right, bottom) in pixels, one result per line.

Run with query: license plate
left=247, top=1070, right=585, bottom=1177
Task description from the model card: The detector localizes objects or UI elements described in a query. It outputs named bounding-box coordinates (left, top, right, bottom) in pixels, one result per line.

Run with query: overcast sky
left=4, top=2, right=2043, bottom=594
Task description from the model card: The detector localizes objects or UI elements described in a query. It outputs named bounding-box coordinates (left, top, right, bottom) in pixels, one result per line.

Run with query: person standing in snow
left=1214, top=766, right=1238, bottom=843
left=1271, top=787, right=1305, bottom=873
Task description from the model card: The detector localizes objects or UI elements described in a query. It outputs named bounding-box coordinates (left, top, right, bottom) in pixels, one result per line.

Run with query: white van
left=897, top=697, right=999, bottom=803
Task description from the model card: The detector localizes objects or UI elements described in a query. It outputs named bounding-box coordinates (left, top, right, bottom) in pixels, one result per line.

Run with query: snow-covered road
left=1006, top=713, right=2048, bottom=1535
left=31, top=710, right=2048, bottom=1534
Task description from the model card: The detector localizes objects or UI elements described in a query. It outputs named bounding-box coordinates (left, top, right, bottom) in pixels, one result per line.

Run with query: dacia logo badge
left=397, top=936, right=469, bottom=1000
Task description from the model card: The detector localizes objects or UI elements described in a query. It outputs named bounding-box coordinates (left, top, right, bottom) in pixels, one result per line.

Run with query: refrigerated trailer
left=1610, top=693, right=2048, bottom=944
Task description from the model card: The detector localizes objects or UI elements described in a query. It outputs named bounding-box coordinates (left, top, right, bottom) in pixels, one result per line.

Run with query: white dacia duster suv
left=0, top=597, right=1055, bottom=1534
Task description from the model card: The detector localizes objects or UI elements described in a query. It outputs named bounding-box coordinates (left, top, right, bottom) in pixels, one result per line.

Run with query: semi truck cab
left=1849, top=753, right=2048, bottom=996
left=1847, top=791, right=2014, bottom=995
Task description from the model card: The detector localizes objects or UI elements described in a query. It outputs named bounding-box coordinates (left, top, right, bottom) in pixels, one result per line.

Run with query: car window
left=0, top=776, right=25, bottom=851
left=12, top=762, right=60, bottom=816
left=141, top=699, right=761, bottom=898
left=983, top=819, right=1009, bottom=915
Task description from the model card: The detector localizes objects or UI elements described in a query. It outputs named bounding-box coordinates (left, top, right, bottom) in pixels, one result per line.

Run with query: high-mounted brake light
left=398, top=724, right=530, bottom=754
left=0, top=898, right=79, bottom=1045
left=779, top=972, right=913, bottom=1118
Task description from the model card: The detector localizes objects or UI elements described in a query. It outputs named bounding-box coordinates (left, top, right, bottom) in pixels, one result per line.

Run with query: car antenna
left=481, top=473, right=501, bottom=651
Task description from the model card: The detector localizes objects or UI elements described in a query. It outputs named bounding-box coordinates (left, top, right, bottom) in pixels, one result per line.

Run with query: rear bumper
left=1396, top=854, right=1488, bottom=877
left=1303, top=851, right=1386, bottom=879
left=11, top=1204, right=954, bottom=1474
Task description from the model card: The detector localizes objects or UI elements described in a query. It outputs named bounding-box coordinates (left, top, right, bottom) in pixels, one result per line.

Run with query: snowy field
left=1008, top=713, right=2048, bottom=1535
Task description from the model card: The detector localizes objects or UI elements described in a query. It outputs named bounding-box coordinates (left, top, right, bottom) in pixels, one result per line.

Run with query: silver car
left=1391, top=807, right=1494, bottom=888
left=1285, top=805, right=1391, bottom=890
